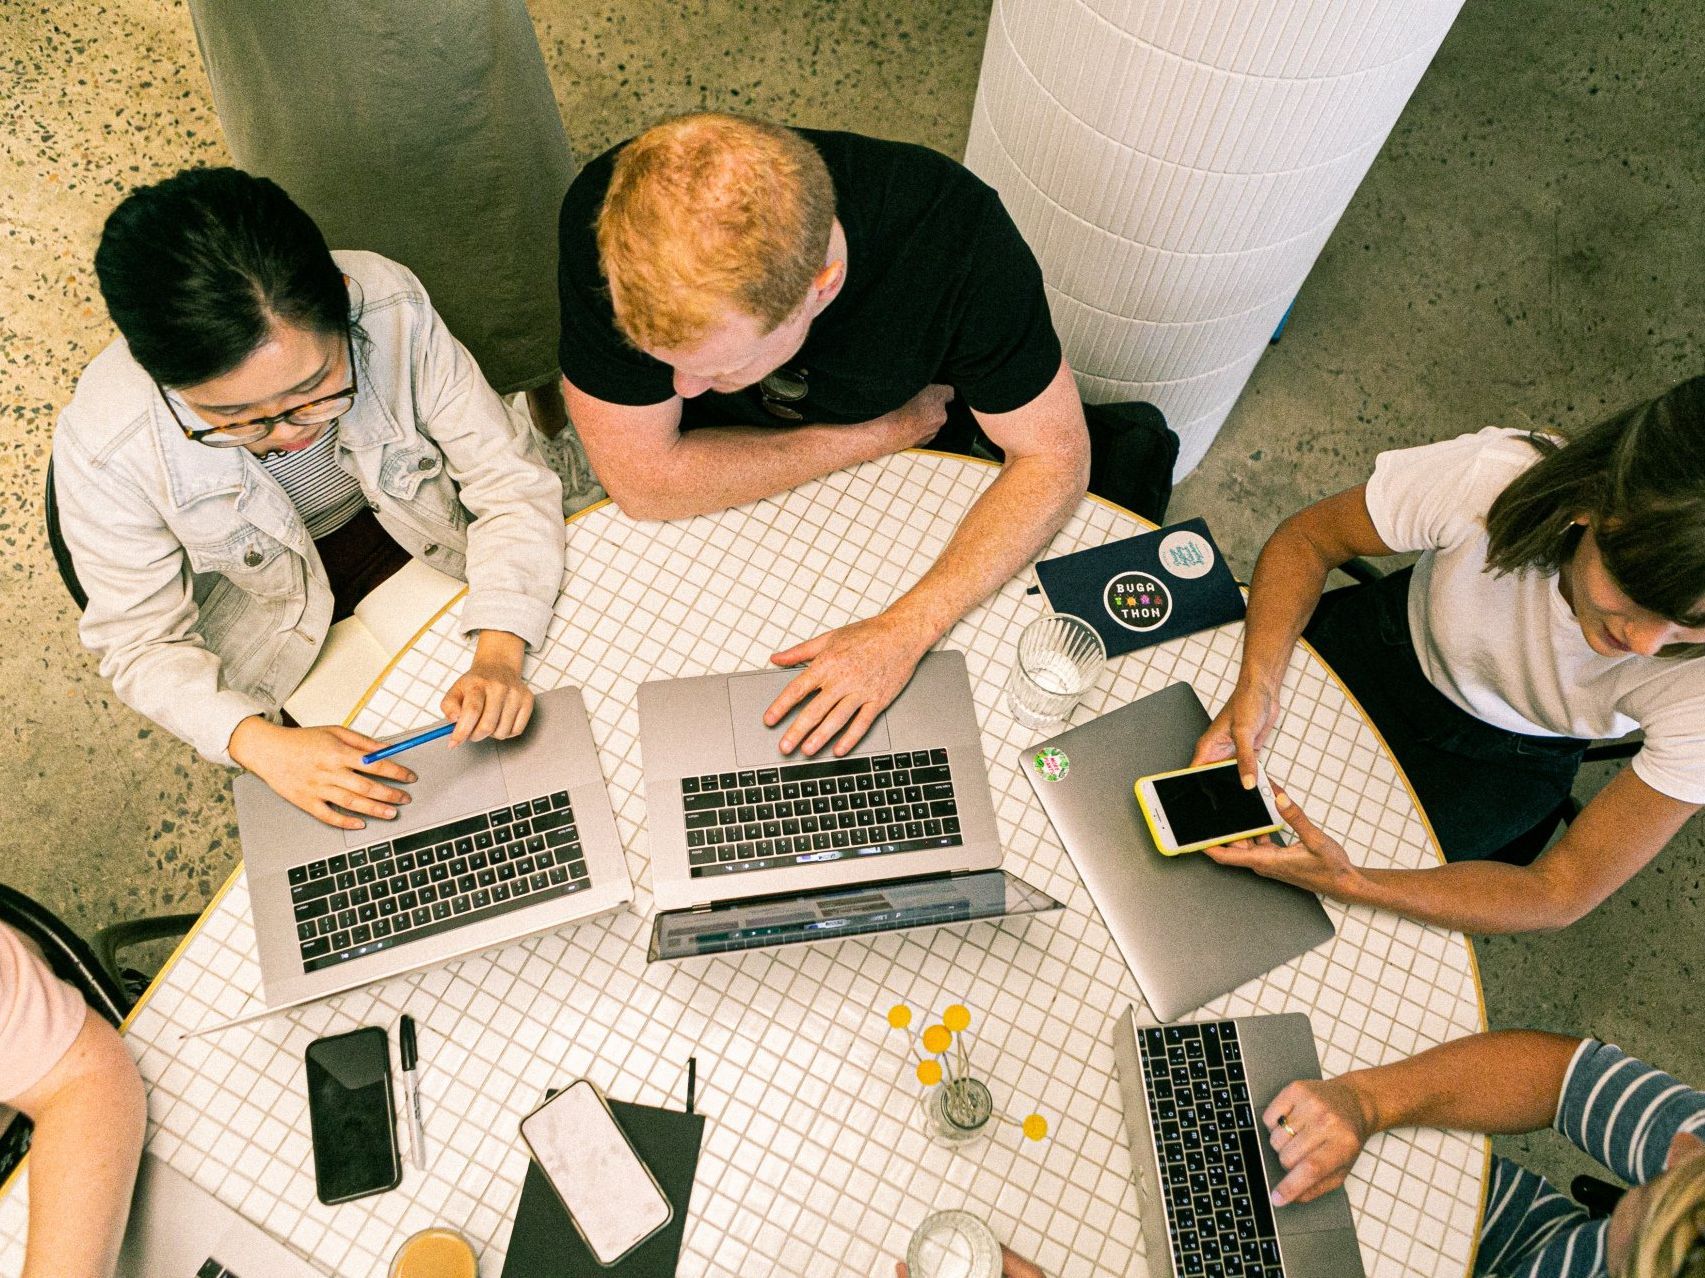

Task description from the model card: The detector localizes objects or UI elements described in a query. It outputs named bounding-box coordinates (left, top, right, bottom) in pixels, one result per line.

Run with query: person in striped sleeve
left=1264, top=1032, right=1705, bottom=1276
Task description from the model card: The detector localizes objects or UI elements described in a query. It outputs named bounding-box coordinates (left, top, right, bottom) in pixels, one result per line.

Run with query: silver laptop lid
left=648, top=869, right=1061, bottom=963
left=641, top=651, right=1003, bottom=912
left=239, top=686, right=633, bottom=1011
left=119, top=1152, right=327, bottom=1277
left=1020, top=682, right=1333, bottom=1022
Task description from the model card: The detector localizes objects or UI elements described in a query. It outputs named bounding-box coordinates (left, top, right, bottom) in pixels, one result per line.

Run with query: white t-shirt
left=1364, top=426, right=1705, bottom=804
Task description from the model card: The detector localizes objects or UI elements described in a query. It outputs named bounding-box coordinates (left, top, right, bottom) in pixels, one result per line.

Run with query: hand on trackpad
left=726, top=669, right=893, bottom=763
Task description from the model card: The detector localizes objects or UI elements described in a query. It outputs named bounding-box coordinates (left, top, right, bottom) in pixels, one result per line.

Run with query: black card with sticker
left=1033, top=517, right=1245, bottom=657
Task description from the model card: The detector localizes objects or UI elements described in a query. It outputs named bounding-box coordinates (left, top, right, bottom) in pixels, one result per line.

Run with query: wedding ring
left=1277, top=1114, right=1298, bottom=1137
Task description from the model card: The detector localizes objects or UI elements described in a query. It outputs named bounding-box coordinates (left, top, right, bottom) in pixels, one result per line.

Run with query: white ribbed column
left=965, top=0, right=1466, bottom=474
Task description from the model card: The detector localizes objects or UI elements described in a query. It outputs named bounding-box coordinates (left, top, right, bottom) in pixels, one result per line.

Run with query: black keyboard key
left=531, top=809, right=574, bottom=834
left=683, top=792, right=722, bottom=812
left=682, top=775, right=700, bottom=793
left=394, top=813, right=490, bottom=855
left=288, top=865, right=308, bottom=886
left=291, top=875, right=337, bottom=904
left=294, top=897, right=330, bottom=922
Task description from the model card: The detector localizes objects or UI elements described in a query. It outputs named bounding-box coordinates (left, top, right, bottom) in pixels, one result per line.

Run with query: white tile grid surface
left=0, top=452, right=1485, bottom=1277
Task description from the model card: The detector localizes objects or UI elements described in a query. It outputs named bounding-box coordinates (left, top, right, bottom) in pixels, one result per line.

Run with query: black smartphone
left=305, top=1026, right=402, bottom=1204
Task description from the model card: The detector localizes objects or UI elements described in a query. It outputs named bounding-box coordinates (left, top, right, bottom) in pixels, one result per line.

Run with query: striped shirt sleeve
left=1472, top=1040, right=1705, bottom=1277
left=1556, top=1040, right=1705, bottom=1185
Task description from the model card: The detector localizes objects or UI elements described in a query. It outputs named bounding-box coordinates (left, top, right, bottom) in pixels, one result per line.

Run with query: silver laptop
left=1019, top=682, right=1334, bottom=1022
left=640, top=651, right=1003, bottom=913
left=119, top=1151, right=327, bottom=1277
left=237, top=686, right=632, bottom=1011
left=1112, top=1007, right=1366, bottom=1278
left=647, top=868, right=1061, bottom=965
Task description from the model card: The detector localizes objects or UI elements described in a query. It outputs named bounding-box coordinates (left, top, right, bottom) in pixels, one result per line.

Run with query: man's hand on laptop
left=765, top=610, right=932, bottom=757
left=229, top=717, right=415, bottom=831
left=442, top=629, right=535, bottom=746
left=1262, top=1076, right=1377, bottom=1206
left=1205, top=787, right=1362, bottom=898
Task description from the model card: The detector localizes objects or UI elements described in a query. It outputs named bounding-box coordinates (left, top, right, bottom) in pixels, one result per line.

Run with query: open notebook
left=282, top=558, right=465, bottom=727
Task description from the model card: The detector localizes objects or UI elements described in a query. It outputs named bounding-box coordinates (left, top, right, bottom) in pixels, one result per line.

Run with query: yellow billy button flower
left=1022, top=1114, right=1048, bottom=1141
left=887, top=1004, right=913, bottom=1030
left=942, top=1004, right=971, bottom=1033
left=916, top=1059, right=943, bottom=1086
left=921, top=1024, right=952, bottom=1055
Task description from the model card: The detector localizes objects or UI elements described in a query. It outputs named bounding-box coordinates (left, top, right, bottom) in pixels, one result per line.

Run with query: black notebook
left=1033, top=517, right=1245, bottom=657
left=502, top=1097, right=705, bottom=1277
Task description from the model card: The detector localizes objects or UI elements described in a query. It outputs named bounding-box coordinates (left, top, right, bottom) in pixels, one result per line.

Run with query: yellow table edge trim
left=0, top=471, right=1491, bottom=1268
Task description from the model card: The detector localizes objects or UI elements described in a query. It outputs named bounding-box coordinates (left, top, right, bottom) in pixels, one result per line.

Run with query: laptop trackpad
left=727, top=668, right=893, bottom=766
left=342, top=734, right=507, bottom=848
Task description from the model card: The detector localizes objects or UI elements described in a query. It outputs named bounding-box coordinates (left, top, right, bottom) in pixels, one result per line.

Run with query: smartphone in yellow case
left=1134, top=759, right=1284, bottom=855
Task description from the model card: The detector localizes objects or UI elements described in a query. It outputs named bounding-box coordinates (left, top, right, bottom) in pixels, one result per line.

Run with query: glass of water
left=905, top=1210, right=1003, bottom=1278
left=1006, top=613, right=1106, bottom=729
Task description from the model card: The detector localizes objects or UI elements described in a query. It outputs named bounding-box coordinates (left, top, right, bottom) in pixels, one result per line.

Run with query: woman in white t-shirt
left=1192, top=377, right=1705, bottom=934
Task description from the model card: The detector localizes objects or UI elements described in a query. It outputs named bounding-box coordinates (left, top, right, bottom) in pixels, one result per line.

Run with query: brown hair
left=1485, top=376, right=1705, bottom=630
left=595, top=113, right=836, bottom=352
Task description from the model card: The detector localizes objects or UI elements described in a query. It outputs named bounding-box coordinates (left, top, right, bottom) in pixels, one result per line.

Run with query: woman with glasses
left=51, top=167, right=565, bottom=830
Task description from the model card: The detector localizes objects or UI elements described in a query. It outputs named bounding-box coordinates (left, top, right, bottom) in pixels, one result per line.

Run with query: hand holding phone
left=519, top=1080, right=673, bottom=1266
left=1135, top=759, right=1284, bottom=855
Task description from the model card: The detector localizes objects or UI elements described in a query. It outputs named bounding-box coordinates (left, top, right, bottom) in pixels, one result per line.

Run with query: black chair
left=1332, top=556, right=1639, bottom=864
left=0, top=884, right=196, bottom=1182
left=44, top=458, right=88, bottom=611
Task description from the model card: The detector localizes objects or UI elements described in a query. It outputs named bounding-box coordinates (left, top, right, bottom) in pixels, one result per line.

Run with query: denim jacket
left=52, top=251, right=566, bottom=766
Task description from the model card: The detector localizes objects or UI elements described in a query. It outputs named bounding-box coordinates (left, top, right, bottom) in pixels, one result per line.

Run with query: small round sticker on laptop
left=1158, top=529, right=1215, bottom=580
left=1032, top=747, right=1070, bottom=782
left=1104, top=570, right=1173, bottom=632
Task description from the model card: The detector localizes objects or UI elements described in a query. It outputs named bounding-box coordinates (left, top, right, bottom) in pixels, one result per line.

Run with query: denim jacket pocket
left=184, top=529, right=302, bottom=602
left=377, top=440, right=445, bottom=502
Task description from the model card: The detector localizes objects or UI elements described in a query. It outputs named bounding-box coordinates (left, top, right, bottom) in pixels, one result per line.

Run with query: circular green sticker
left=1033, top=747, right=1070, bottom=782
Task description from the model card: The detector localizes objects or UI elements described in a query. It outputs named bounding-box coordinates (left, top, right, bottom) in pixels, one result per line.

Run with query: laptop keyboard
left=681, top=750, right=964, bottom=878
left=287, top=791, right=591, bottom=973
left=1138, top=1021, right=1286, bottom=1278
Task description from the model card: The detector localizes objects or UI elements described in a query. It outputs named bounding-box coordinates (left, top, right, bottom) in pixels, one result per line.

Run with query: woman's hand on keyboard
left=1262, top=1076, right=1377, bottom=1206
left=229, top=717, right=415, bottom=830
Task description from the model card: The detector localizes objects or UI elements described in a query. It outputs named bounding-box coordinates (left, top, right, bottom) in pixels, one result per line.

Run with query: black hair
left=93, top=166, right=348, bottom=388
left=1486, top=375, right=1705, bottom=630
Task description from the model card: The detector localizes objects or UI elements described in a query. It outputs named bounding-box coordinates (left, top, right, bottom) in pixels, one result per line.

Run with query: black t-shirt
left=556, top=129, right=1062, bottom=427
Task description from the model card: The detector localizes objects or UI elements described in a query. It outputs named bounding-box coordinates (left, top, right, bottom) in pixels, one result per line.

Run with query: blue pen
left=361, top=721, right=455, bottom=765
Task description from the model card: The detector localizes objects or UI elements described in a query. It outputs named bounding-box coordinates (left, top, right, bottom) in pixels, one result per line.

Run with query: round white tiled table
left=0, top=451, right=1487, bottom=1277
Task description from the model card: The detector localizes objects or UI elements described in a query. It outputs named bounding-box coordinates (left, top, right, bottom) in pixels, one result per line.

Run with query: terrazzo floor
left=2, top=0, right=1701, bottom=1225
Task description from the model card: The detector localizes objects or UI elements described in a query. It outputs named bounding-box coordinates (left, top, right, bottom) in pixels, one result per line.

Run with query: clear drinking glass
left=1006, top=613, right=1106, bottom=729
left=905, top=1210, right=1003, bottom=1278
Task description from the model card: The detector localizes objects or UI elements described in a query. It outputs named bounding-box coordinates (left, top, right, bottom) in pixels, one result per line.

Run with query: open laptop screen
left=648, top=870, right=1060, bottom=961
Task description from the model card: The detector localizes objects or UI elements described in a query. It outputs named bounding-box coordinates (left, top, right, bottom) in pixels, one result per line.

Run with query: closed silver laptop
left=640, top=651, right=1003, bottom=915
left=1019, top=682, right=1333, bottom=1022
left=1112, top=1007, right=1366, bottom=1278
left=237, top=686, right=632, bottom=1011
left=119, top=1151, right=328, bottom=1276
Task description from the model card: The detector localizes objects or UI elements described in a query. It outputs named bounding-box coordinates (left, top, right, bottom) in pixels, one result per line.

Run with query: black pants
left=315, top=506, right=413, bottom=624
left=1302, top=567, right=1586, bottom=863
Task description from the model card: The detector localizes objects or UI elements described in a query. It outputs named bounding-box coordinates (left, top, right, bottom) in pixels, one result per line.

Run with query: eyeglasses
left=160, top=329, right=359, bottom=447
left=758, top=366, right=809, bottom=420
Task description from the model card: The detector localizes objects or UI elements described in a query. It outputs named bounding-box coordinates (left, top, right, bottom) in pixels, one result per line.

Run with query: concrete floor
left=3, top=0, right=1700, bottom=1211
